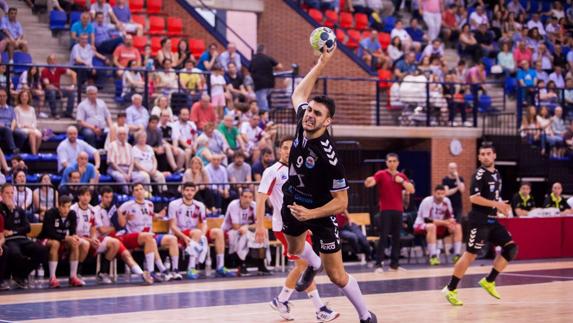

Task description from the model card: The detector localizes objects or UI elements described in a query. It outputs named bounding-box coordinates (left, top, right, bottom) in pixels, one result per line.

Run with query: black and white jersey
left=282, top=103, right=349, bottom=211
left=470, top=166, right=502, bottom=222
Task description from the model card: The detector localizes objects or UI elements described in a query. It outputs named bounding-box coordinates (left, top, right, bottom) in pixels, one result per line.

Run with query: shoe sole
left=269, top=301, right=293, bottom=321
left=479, top=281, right=501, bottom=299
left=441, top=288, right=463, bottom=306
left=317, top=312, right=340, bottom=322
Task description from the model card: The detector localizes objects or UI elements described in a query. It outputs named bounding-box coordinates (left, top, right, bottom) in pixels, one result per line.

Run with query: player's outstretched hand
left=495, top=200, right=511, bottom=216
left=288, top=203, right=314, bottom=221
left=318, top=42, right=336, bottom=66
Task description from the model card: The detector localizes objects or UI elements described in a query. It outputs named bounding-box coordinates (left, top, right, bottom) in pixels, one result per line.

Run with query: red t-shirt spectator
left=113, top=44, right=141, bottom=67
left=41, top=67, right=67, bottom=89
left=190, top=101, right=217, bottom=130
left=374, top=170, right=409, bottom=212
left=335, top=213, right=348, bottom=228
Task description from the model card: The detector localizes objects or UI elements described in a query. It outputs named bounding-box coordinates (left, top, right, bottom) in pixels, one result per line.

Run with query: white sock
left=156, top=259, right=167, bottom=272
left=131, top=264, right=144, bottom=275
left=216, top=253, right=225, bottom=270
left=341, top=275, right=370, bottom=321
left=299, top=242, right=321, bottom=269
left=70, top=260, right=79, bottom=278
left=172, top=256, right=179, bottom=271
left=307, top=289, right=325, bottom=311
left=188, top=256, right=197, bottom=271
left=49, top=261, right=58, bottom=278
left=454, top=242, right=462, bottom=255
left=428, top=243, right=437, bottom=257
left=145, top=252, right=155, bottom=272
left=277, top=286, right=294, bottom=303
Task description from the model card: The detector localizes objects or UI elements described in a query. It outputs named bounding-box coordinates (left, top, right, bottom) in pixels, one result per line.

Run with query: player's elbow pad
left=501, top=243, right=518, bottom=262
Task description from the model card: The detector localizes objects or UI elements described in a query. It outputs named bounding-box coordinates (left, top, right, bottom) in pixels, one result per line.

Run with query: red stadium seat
left=339, top=12, right=354, bottom=29
left=167, top=17, right=183, bottom=36
left=108, top=0, right=116, bottom=6
left=129, top=0, right=145, bottom=14
left=308, top=8, right=323, bottom=24
left=346, top=29, right=361, bottom=49
left=354, top=13, right=369, bottom=30
left=378, top=32, right=390, bottom=50
left=132, top=35, right=148, bottom=52
left=189, top=38, right=206, bottom=58
left=378, top=69, right=392, bottom=89
left=171, top=37, right=180, bottom=52
left=132, top=15, right=146, bottom=29
left=335, top=29, right=346, bottom=43
left=73, top=0, right=87, bottom=9
left=324, top=10, right=338, bottom=28
left=361, top=30, right=371, bottom=39
left=147, top=16, right=166, bottom=35
left=147, top=0, right=163, bottom=15
left=151, top=37, right=162, bottom=56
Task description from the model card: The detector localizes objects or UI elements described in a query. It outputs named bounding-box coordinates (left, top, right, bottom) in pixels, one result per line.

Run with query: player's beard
left=481, top=159, right=494, bottom=168
left=303, top=116, right=323, bottom=134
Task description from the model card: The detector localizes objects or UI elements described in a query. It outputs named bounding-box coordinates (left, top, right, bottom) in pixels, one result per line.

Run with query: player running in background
left=280, top=45, right=376, bottom=322
left=442, top=143, right=518, bottom=306
left=168, top=182, right=235, bottom=280
left=94, top=186, right=153, bottom=284
left=255, top=136, right=339, bottom=321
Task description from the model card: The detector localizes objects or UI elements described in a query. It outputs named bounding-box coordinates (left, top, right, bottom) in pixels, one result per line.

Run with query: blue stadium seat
left=49, top=174, right=62, bottom=186
left=478, top=95, right=493, bottom=113
left=464, top=94, right=474, bottom=106
left=49, top=10, right=67, bottom=33
left=18, top=153, right=40, bottom=162
left=166, top=173, right=182, bottom=182
left=26, top=174, right=40, bottom=183
left=529, top=1, right=539, bottom=13
left=481, top=57, right=494, bottom=76
left=114, top=79, right=124, bottom=103
left=11, top=74, right=20, bottom=89
left=69, top=11, right=82, bottom=26
left=38, top=153, right=58, bottom=162
left=150, top=196, right=163, bottom=203
left=47, top=134, right=67, bottom=142
left=13, top=52, right=32, bottom=74
left=5, top=175, right=11, bottom=183
left=382, top=16, right=396, bottom=33
left=99, top=175, right=113, bottom=183
left=504, top=77, right=517, bottom=96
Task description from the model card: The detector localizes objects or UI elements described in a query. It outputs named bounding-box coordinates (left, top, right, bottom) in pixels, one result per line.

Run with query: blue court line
left=1, top=268, right=572, bottom=321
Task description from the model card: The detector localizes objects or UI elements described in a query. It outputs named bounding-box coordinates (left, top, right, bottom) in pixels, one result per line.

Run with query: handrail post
left=144, top=69, right=149, bottom=108
left=425, top=81, right=430, bottom=127
left=375, top=80, right=380, bottom=126
left=5, top=63, right=11, bottom=105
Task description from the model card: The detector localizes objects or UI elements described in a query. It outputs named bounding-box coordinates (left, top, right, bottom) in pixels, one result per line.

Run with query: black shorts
left=466, top=219, right=513, bottom=254
left=281, top=207, right=340, bottom=254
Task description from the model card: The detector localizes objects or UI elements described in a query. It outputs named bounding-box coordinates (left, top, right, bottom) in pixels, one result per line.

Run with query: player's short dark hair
left=59, top=195, right=73, bottom=205
left=182, top=182, right=196, bottom=189
left=520, top=182, right=531, bottom=188
left=149, top=115, right=159, bottom=123
left=479, top=142, right=496, bottom=152
left=99, top=186, right=114, bottom=195
left=434, top=184, right=446, bottom=191
left=78, top=186, right=91, bottom=196
left=0, top=183, right=12, bottom=193
left=234, top=150, right=246, bottom=159
left=241, top=189, right=253, bottom=196
left=311, top=95, right=336, bottom=117
left=386, top=152, right=399, bottom=160
left=279, top=136, right=294, bottom=146
left=132, top=182, right=145, bottom=190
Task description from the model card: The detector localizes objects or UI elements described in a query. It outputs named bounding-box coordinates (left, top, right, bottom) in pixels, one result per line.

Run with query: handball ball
left=310, top=27, right=336, bottom=55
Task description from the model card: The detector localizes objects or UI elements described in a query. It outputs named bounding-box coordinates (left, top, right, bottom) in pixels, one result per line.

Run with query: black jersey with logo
left=470, top=166, right=502, bottom=223
left=281, top=103, right=349, bottom=211
left=39, top=207, right=77, bottom=241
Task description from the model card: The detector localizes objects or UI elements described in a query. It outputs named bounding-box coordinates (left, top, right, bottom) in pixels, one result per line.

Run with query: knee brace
left=501, top=243, right=518, bottom=262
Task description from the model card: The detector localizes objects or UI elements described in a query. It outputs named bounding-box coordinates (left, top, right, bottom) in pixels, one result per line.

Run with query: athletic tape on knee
left=501, top=243, right=518, bottom=262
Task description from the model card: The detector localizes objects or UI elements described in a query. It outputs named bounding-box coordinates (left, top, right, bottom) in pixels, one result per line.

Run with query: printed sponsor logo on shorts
left=320, top=239, right=336, bottom=251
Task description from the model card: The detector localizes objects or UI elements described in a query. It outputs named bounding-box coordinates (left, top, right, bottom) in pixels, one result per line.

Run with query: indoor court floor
left=1, top=259, right=572, bottom=323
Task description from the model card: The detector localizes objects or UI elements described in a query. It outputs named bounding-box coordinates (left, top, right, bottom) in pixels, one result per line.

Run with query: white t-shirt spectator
left=76, top=98, right=111, bottom=130
left=210, top=74, right=227, bottom=96
left=469, top=12, right=489, bottom=29
left=90, top=2, right=114, bottom=25
left=126, top=105, right=149, bottom=128
left=70, top=44, right=95, bottom=66
left=171, top=120, right=198, bottom=146
left=132, top=144, right=155, bottom=172
left=527, top=19, right=546, bottom=35
left=390, top=28, right=412, bottom=44
left=239, top=122, right=263, bottom=146
left=14, top=187, right=33, bottom=210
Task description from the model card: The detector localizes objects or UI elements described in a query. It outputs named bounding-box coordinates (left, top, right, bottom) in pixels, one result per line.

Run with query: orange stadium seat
left=324, top=10, right=338, bottom=28
left=335, top=28, right=346, bottom=43
left=148, top=16, right=166, bottom=35
left=147, top=0, right=163, bottom=15
left=339, top=12, right=354, bottom=29
left=171, top=37, right=180, bottom=52
left=151, top=37, right=162, bottom=56
left=308, top=8, right=323, bottom=24
left=378, top=32, right=390, bottom=49
left=354, top=13, right=369, bottom=30
left=129, top=0, right=145, bottom=14
left=346, top=29, right=361, bottom=49
left=167, top=17, right=184, bottom=36
left=189, top=38, right=206, bottom=58
left=132, top=35, right=147, bottom=52
left=132, top=15, right=146, bottom=29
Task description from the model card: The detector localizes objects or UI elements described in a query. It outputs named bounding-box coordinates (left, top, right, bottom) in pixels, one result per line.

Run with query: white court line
left=503, top=273, right=573, bottom=280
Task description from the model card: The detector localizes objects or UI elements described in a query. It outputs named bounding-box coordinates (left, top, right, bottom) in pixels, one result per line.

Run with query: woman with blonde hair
left=14, top=89, right=42, bottom=154
left=150, top=95, right=174, bottom=120
left=183, top=156, right=215, bottom=209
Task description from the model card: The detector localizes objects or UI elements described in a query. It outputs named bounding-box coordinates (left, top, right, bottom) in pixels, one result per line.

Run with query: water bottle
left=37, top=266, right=45, bottom=281
left=146, top=58, right=154, bottom=71
left=124, top=264, right=131, bottom=282
left=205, top=252, right=213, bottom=276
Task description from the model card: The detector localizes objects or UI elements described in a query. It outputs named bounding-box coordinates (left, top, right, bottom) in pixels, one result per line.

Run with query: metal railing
left=516, top=85, right=573, bottom=125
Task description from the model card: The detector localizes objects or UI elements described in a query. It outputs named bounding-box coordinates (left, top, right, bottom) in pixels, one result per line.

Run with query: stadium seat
left=148, top=16, right=166, bottom=35
left=345, top=29, right=361, bottom=49
left=11, top=75, right=19, bottom=89
left=132, top=35, right=147, bottom=52
left=49, top=174, right=62, bottom=186
left=69, top=11, right=82, bottom=26
left=339, top=12, right=354, bottom=29
left=38, top=153, right=58, bottom=161
left=166, top=173, right=182, bottom=182
left=378, top=68, right=392, bottom=89
left=324, top=10, right=338, bottom=28
left=308, top=8, right=323, bottom=24
left=108, top=0, right=116, bottom=6
left=479, top=95, right=493, bottom=113
left=129, top=0, right=145, bottom=14
left=361, top=30, right=371, bottom=39
left=132, top=15, right=146, bottom=29
left=13, top=52, right=32, bottom=74
left=99, top=175, right=113, bottom=183
left=529, top=1, right=539, bottom=13
left=167, top=17, right=184, bottom=36
left=189, top=38, right=206, bottom=58
left=354, top=13, right=369, bottom=30
left=171, top=37, right=181, bottom=52
left=378, top=32, right=390, bottom=49
left=73, top=0, right=87, bottom=9
left=383, top=16, right=396, bottom=33
left=49, top=10, right=67, bottom=34
left=147, top=0, right=163, bottom=15
left=150, top=37, right=162, bottom=55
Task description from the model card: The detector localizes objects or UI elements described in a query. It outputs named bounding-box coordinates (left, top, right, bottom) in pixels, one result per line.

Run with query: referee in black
left=442, top=143, right=518, bottom=306
left=281, top=44, right=376, bottom=322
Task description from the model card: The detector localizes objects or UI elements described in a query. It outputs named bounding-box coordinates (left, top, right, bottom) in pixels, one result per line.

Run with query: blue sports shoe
left=215, top=267, right=236, bottom=278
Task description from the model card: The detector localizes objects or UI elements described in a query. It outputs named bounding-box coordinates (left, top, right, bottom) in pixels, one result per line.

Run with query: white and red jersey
left=71, top=203, right=96, bottom=237
left=118, top=199, right=155, bottom=233
left=257, top=161, right=288, bottom=232
left=94, top=204, right=118, bottom=233
left=167, top=198, right=206, bottom=231
left=222, top=199, right=256, bottom=232
left=414, top=196, right=453, bottom=229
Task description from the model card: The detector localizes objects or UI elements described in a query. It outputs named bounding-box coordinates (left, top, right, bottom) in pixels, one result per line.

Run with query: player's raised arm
left=291, top=45, right=337, bottom=110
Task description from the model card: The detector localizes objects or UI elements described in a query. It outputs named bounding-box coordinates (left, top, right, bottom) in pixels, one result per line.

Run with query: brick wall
left=163, top=1, right=226, bottom=49
left=258, top=0, right=377, bottom=125
left=431, top=138, right=477, bottom=215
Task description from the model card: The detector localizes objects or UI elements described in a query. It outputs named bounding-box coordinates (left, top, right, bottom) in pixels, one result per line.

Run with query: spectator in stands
left=51, top=0, right=83, bottom=12
left=406, top=17, right=428, bottom=45
left=527, top=13, right=545, bottom=36
left=93, top=11, right=123, bottom=55
left=41, top=54, right=77, bottom=119
left=210, top=65, right=228, bottom=117
left=498, top=42, right=516, bottom=75
left=520, top=105, right=542, bottom=142
left=517, top=60, right=538, bottom=106
left=190, top=93, right=217, bottom=131
left=112, top=0, right=144, bottom=36
left=420, top=0, right=442, bottom=42
left=507, top=0, right=526, bottom=15
left=171, top=107, right=197, bottom=161
left=532, top=43, right=553, bottom=71
left=443, top=72, right=467, bottom=126
left=71, top=11, right=95, bottom=47
left=180, top=59, right=205, bottom=103
left=151, top=95, right=173, bottom=120
left=549, top=66, right=565, bottom=89
left=0, top=88, right=24, bottom=154
left=466, top=61, right=487, bottom=116
left=218, top=114, right=245, bottom=153
left=154, top=58, right=178, bottom=96
left=441, top=4, right=459, bottom=44
left=156, top=37, right=178, bottom=68
left=122, top=59, right=144, bottom=98
left=70, top=34, right=109, bottom=88
left=564, top=122, right=573, bottom=154
left=387, top=36, right=404, bottom=64
left=225, top=62, right=249, bottom=107
left=459, top=24, right=481, bottom=63
left=107, top=127, right=147, bottom=193
left=125, top=94, right=149, bottom=134
left=0, top=8, right=28, bottom=63
left=394, top=51, right=417, bottom=80
left=14, top=90, right=42, bottom=155
left=205, top=154, right=230, bottom=209
left=441, top=162, right=465, bottom=221
left=182, top=156, right=215, bottom=209
left=12, top=170, right=33, bottom=222
left=133, top=131, right=167, bottom=192
left=90, top=0, right=121, bottom=28
left=174, top=39, right=196, bottom=70
left=18, top=66, right=45, bottom=112
left=513, top=41, right=533, bottom=66
left=543, top=182, right=572, bottom=214
left=32, top=174, right=57, bottom=222
left=58, top=169, right=82, bottom=201
left=113, top=35, right=141, bottom=77
left=469, top=5, right=488, bottom=30
left=199, top=122, right=233, bottom=161
left=197, top=43, right=219, bottom=72
left=474, top=22, right=496, bottom=58
left=219, top=42, right=241, bottom=72
left=548, top=107, right=567, bottom=158
left=227, top=151, right=252, bottom=189
left=147, top=115, right=182, bottom=172
left=391, top=20, right=418, bottom=52
left=194, top=136, right=214, bottom=166
left=61, top=150, right=98, bottom=188
left=359, top=30, right=386, bottom=68
left=57, top=125, right=100, bottom=173
left=251, top=147, right=274, bottom=182
left=421, top=39, right=444, bottom=60
left=240, top=113, right=271, bottom=162
left=77, top=86, right=112, bottom=148
left=250, top=44, right=282, bottom=112
left=105, top=112, right=127, bottom=150
left=511, top=182, right=536, bottom=217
